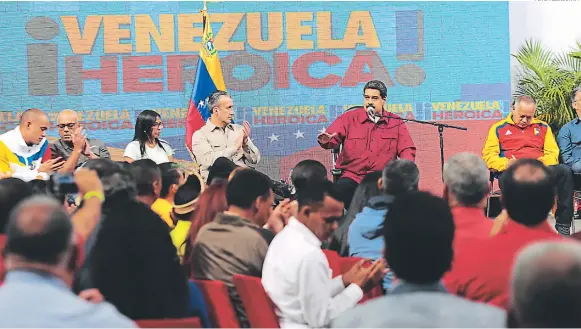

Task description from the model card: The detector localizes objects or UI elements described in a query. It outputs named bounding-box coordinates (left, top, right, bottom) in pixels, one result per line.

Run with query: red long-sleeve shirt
left=319, top=107, right=416, bottom=183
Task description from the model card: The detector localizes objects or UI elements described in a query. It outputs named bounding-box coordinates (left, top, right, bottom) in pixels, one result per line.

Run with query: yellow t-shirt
left=170, top=220, right=192, bottom=258
left=151, top=198, right=174, bottom=227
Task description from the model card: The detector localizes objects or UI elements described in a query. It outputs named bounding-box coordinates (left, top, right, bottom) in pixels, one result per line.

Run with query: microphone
left=366, top=104, right=376, bottom=117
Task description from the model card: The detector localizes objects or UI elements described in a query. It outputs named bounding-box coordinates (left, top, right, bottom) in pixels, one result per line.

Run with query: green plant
left=512, top=39, right=581, bottom=129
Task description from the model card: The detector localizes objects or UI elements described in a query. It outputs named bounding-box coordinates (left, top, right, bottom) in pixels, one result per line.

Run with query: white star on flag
left=294, top=129, right=305, bottom=139
left=198, top=100, right=205, bottom=108
left=318, top=127, right=327, bottom=134
left=268, top=134, right=279, bottom=142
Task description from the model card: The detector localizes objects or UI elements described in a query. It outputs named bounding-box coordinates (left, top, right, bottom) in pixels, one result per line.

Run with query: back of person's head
left=207, top=157, right=238, bottom=185
left=343, top=171, right=382, bottom=223
left=84, top=159, right=136, bottom=200
left=291, top=160, right=327, bottom=191
left=500, top=159, right=555, bottom=226
left=0, top=178, right=32, bottom=233
left=4, top=196, right=74, bottom=269
left=511, top=241, right=581, bottom=327
left=27, top=179, right=48, bottom=195
left=226, top=169, right=272, bottom=210
left=381, top=159, right=419, bottom=196
left=158, top=162, right=184, bottom=198
left=129, top=159, right=161, bottom=197
left=383, top=191, right=454, bottom=284
left=90, top=199, right=189, bottom=320
left=297, top=179, right=344, bottom=241
left=443, top=152, right=489, bottom=207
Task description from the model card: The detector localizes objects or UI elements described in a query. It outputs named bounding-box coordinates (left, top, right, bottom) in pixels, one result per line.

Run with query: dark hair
left=297, top=179, right=343, bottom=210
left=133, top=110, right=166, bottom=157
left=207, top=157, right=238, bottom=185
left=28, top=179, right=48, bottom=195
left=90, top=200, right=189, bottom=320
left=383, top=191, right=454, bottom=284
left=5, top=196, right=73, bottom=265
left=291, top=160, right=327, bottom=191
left=84, top=159, right=136, bottom=200
left=158, top=162, right=183, bottom=198
left=500, top=159, right=555, bottom=226
left=382, top=159, right=419, bottom=196
left=331, top=171, right=382, bottom=256
left=129, top=159, right=161, bottom=197
left=572, top=86, right=581, bottom=104
left=0, top=178, right=32, bottom=233
left=207, top=90, right=231, bottom=114
left=363, top=80, right=387, bottom=99
left=226, top=169, right=272, bottom=209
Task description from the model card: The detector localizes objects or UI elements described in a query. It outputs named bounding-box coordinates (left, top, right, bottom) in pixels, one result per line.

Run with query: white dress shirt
left=262, top=217, right=363, bottom=328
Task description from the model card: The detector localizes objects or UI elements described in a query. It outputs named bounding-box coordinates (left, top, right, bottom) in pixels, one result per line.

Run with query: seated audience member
left=557, top=87, right=581, bottom=173
left=152, top=162, right=187, bottom=227
left=90, top=195, right=209, bottom=325
left=191, top=90, right=260, bottom=182
left=330, top=171, right=382, bottom=256
left=290, top=159, right=328, bottom=193
left=0, top=178, right=32, bottom=232
left=128, top=159, right=161, bottom=207
left=206, top=156, right=238, bottom=185
left=124, top=110, right=174, bottom=164
left=444, top=159, right=562, bottom=309
left=262, top=180, right=386, bottom=328
left=182, top=181, right=228, bottom=274
left=170, top=174, right=203, bottom=258
left=483, top=95, right=573, bottom=235
left=191, top=169, right=276, bottom=327
left=348, top=159, right=419, bottom=292
left=0, top=108, right=64, bottom=181
left=443, top=153, right=493, bottom=254
left=51, top=109, right=110, bottom=173
left=510, top=241, right=581, bottom=328
left=0, top=196, right=134, bottom=327
left=332, top=192, right=506, bottom=328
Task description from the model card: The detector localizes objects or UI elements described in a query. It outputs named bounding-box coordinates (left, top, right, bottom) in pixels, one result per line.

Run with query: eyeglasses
left=57, top=123, right=77, bottom=129
left=153, top=122, right=164, bottom=128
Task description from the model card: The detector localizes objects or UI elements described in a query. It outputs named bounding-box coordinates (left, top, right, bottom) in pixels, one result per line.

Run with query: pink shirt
left=319, top=107, right=416, bottom=183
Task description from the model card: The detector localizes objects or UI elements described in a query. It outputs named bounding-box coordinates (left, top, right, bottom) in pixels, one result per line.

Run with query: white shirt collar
left=287, top=217, right=322, bottom=247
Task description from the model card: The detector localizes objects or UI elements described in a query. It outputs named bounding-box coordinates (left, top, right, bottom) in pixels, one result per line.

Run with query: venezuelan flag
left=185, top=9, right=227, bottom=152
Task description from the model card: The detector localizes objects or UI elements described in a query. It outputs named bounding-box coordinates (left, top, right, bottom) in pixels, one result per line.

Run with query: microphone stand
left=347, top=106, right=468, bottom=182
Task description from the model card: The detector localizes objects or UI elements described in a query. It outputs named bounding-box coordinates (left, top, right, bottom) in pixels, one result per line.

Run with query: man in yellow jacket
left=482, top=95, right=573, bottom=235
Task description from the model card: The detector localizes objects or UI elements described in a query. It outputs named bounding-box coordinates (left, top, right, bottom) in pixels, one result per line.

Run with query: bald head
left=56, top=109, right=79, bottom=141
left=512, top=241, right=581, bottom=327
left=19, top=108, right=48, bottom=145
left=4, top=196, right=73, bottom=265
left=499, top=159, right=555, bottom=226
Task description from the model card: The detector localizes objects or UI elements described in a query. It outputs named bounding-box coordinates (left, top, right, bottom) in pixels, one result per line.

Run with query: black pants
left=499, top=164, right=573, bottom=226
left=335, top=177, right=359, bottom=210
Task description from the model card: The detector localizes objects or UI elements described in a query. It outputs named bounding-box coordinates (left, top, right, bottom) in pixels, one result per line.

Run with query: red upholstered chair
left=192, top=279, right=240, bottom=328
left=322, top=249, right=341, bottom=278
left=136, top=317, right=202, bottom=328
left=232, top=274, right=280, bottom=328
left=339, top=256, right=384, bottom=303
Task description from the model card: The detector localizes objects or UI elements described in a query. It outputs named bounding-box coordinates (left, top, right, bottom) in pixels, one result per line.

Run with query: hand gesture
left=242, top=121, right=251, bottom=145
left=39, top=157, right=65, bottom=173
left=317, top=132, right=337, bottom=145
left=267, top=198, right=292, bottom=234
left=74, top=168, right=103, bottom=195
left=506, top=155, right=517, bottom=169
left=235, top=131, right=244, bottom=151
left=72, top=126, right=86, bottom=152
left=342, top=259, right=372, bottom=288
left=364, top=259, right=388, bottom=291
left=79, top=288, right=104, bottom=304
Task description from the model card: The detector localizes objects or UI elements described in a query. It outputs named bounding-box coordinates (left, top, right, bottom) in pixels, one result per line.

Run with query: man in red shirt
left=444, top=159, right=562, bottom=310
left=442, top=152, right=493, bottom=256
left=318, top=80, right=416, bottom=208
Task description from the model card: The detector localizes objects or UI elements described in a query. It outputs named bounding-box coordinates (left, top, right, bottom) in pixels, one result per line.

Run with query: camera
left=49, top=173, right=78, bottom=195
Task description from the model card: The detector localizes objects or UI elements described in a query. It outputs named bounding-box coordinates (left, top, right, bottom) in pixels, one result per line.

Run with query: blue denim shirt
left=557, top=118, right=581, bottom=172
left=0, top=270, right=135, bottom=328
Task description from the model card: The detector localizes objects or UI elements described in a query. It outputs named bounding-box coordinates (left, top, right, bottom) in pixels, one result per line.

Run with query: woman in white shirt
left=124, top=110, right=174, bottom=164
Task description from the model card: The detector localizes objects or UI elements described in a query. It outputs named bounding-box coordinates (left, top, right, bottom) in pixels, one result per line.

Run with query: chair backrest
left=136, top=317, right=202, bottom=328
left=191, top=279, right=240, bottom=328
left=322, top=249, right=341, bottom=278
left=339, top=256, right=383, bottom=303
left=232, top=274, right=280, bottom=328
